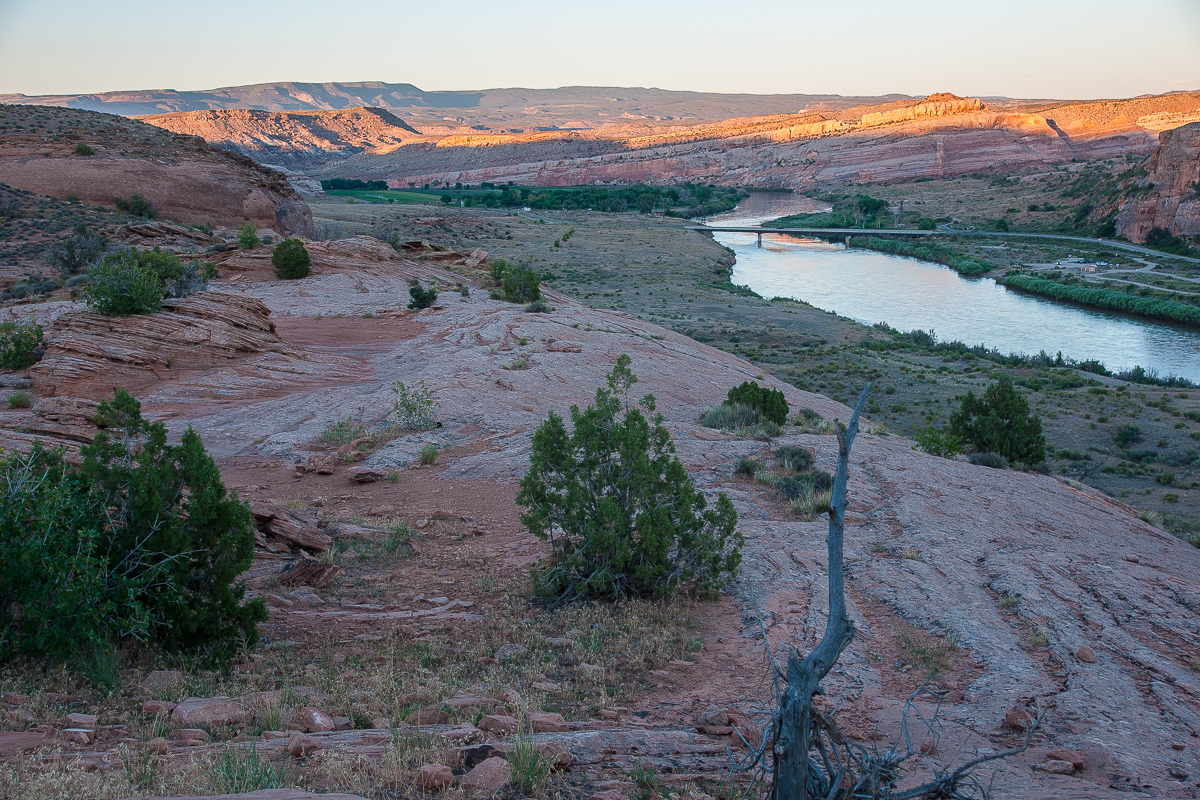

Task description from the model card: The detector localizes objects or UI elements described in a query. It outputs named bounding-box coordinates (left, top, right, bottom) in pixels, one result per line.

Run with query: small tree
left=408, top=284, right=438, bottom=310
left=948, top=374, right=1045, bottom=465
left=727, top=381, right=789, bottom=425
left=503, top=265, right=542, bottom=303
left=237, top=223, right=260, bottom=250
left=517, top=355, right=742, bottom=602
left=79, top=389, right=265, bottom=661
left=272, top=238, right=311, bottom=279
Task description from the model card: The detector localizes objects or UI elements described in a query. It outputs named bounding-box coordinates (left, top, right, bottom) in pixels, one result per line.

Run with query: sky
left=1, top=0, right=1198, bottom=100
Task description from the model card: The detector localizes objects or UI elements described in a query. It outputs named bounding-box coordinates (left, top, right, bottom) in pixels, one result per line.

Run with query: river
left=705, top=193, right=1200, bottom=382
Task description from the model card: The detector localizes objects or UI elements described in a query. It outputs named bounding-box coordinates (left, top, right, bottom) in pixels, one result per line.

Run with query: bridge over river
left=691, top=225, right=1200, bottom=264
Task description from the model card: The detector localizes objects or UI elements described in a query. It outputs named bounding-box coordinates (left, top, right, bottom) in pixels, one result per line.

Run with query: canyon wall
left=1116, top=122, right=1200, bottom=243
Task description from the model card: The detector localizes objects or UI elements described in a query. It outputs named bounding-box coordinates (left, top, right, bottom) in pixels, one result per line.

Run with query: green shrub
left=80, top=249, right=213, bottom=315
left=969, top=451, right=1010, bottom=469
left=77, top=389, right=266, bottom=661
left=489, top=257, right=511, bottom=286
left=774, top=445, right=814, bottom=472
left=81, top=256, right=165, bottom=315
left=114, top=194, right=154, bottom=218
left=525, top=299, right=554, bottom=313
left=999, top=274, right=1200, bottom=326
left=0, top=322, right=44, bottom=369
left=791, top=407, right=833, bottom=434
left=734, top=457, right=762, bottom=476
left=408, top=284, right=438, bottom=310
left=518, top=355, right=742, bottom=602
left=237, top=223, right=260, bottom=250
left=949, top=374, right=1046, bottom=465
left=47, top=222, right=107, bottom=275
left=6, top=392, right=31, bottom=409
left=700, top=402, right=781, bottom=439
left=391, top=380, right=439, bottom=429
left=1156, top=471, right=1176, bottom=486
left=203, top=744, right=286, bottom=794
left=417, top=444, right=438, bottom=465
left=726, top=381, right=788, bottom=425
left=74, top=143, right=94, bottom=156
left=503, top=265, right=542, bottom=303
left=1114, top=425, right=1142, bottom=447
left=271, top=239, right=310, bottom=279
left=913, top=426, right=964, bottom=458
left=0, top=445, right=161, bottom=661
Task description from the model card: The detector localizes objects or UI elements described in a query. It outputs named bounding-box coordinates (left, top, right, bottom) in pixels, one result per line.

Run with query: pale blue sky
left=1, top=0, right=1197, bottom=99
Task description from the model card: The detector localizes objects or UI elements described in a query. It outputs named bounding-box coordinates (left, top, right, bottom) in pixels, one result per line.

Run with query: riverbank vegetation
left=998, top=273, right=1200, bottom=326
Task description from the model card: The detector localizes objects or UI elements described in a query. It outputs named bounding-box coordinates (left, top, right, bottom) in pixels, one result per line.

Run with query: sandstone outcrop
left=141, top=107, right=424, bottom=172
left=1116, top=121, right=1200, bottom=243
left=0, top=105, right=313, bottom=235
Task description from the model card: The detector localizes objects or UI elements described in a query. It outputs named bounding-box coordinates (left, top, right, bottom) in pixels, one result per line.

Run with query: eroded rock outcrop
left=0, top=105, right=313, bottom=235
left=1116, top=121, right=1200, bottom=243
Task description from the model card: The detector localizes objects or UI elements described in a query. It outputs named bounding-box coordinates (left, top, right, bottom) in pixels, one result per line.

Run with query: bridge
left=689, top=226, right=932, bottom=246
left=689, top=225, right=1200, bottom=263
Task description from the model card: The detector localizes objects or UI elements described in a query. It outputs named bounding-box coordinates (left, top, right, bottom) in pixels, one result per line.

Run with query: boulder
left=1041, top=759, right=1075, bottom=775
left=1075, top=645, right=1096, bottom=663
left=478, top=714, right=519, bottom=735
left=346, top=466, right=385, bottom=483
left=443, top=691, right=502, bottom=712
left=1003, top=708, right=1033, bottom=732
left=526, top=711, right=569, bottom=733
left=406, top=708, right=450, bottom=726
left=1, top=693, right=30, bottom=706
left=143, top=700, right=177, bottom=716
left=172, top=697, right=247, bottom=727
left=1047, top=749, right=1086, bottom=771
left=288, top=733, right=326, bottom=757
left=147, top=737, right=171, bottom=755
left=298, top=707, right=336, bottom=733
left=460, top=756, right=512, bottom=795
left=418, top=763, right=456, bottom=790
left=61, top=713, right=97, bottom=727
left=494, top=643, right=525, bottom=661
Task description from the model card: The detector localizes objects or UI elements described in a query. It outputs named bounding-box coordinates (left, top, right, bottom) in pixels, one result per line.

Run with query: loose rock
left=289, top=733, right=326, bottom=757
left=478, top=714, right=519, bottom=735
left=460, top=756, right=512, bottom=795
left=418, top=763, right=456, bottom=790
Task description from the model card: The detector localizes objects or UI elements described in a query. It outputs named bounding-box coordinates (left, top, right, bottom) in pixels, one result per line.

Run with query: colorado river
left=706, top=194, right=1200, bottom=382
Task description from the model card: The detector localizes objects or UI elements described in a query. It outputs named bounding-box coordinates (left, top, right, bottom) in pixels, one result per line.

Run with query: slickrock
left=27, top=292, right=353, bottom=400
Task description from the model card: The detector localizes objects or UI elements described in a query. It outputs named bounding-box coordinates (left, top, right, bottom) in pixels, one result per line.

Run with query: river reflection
left=703, top=195, right=1200, bottom=382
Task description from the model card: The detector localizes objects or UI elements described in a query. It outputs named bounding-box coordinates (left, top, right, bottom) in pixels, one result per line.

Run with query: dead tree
left=771, top=386, right=869, bottom=800
left=730, top=385, right=1037, bottom=800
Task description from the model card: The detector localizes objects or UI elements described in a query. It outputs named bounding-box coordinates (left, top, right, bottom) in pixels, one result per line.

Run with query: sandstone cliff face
left=140, top=107, right=423, bottom=172
left=1116, top=121, right=1200, bottom=243
left=0, top=105, right=313, bottom=236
